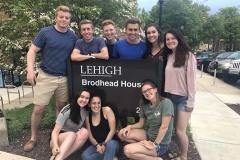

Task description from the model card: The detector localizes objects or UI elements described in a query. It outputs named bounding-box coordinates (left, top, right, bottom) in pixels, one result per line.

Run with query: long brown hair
left=163, top=29, right=192, bottom=67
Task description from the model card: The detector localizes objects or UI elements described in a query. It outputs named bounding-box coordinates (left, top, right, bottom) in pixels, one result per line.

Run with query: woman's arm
left=103, top=107, right=116, bottom=143
left=154, top=115, right=172, bottom=145
left=186, top=52, right=196, bottom=109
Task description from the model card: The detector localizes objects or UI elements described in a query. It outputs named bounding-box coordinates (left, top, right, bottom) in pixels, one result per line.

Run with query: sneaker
left=23, top=139, right=36, bottom=151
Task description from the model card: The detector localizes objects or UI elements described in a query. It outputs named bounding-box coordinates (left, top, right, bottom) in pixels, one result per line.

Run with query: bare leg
left=53, top=128, right=89, bottom=160
left=62, top=128, right=89, bottom=159
left=30, top=104, right=46, bottom=140
left=118, top=129, right=146, bottom=143
left=124, top=142, right=162, bottom=160
left=176, top=110, right=191, bottom=158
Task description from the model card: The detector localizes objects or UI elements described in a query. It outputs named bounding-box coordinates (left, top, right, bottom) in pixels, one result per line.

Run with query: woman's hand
left=186, top=105, right=194, bottom=112
left=96, top=144, right=105, bottom=154
left=140, top=140, right=156, bottom=150
left=123, top=125, right=132, bottom=137
left=52, top=145, right=60, bottom=156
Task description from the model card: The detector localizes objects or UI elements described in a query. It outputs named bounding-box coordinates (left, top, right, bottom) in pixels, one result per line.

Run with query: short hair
left=55, top=6, right=70, bottom=17
left=102, top=19, right=115, bottom=29
left=79, top=19, right=93, bottom=30
left=125, top=17, right=141, bottom=29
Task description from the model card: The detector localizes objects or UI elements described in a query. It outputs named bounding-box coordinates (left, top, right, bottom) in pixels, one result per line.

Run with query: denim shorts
left=156, top=144, right=169, bottom=156
left=145, top=131, right=169, bottom=156
left=167, top=93, right=188, bottom=112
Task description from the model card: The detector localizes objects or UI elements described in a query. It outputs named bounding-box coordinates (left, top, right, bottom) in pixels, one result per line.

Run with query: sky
left=137, top=0, right=240, bottom=15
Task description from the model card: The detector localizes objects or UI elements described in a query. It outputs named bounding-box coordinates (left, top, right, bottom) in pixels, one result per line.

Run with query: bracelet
left=94, top=143, right=99, bottom=147
left=102, top=141, right=107, bottom=146
left=152, top=141, right=159, bottom=147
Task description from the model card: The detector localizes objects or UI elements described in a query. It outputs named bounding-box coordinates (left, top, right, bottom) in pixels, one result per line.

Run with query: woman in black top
left=81, top=93, right=119, bottom=160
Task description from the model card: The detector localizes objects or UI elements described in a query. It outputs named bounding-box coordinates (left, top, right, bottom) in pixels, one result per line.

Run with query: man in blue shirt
left=112, top=18, right=146, bottom=59
left=24, top=5, right=78, bottom=152
left=71, top=19, right=109, bottom=61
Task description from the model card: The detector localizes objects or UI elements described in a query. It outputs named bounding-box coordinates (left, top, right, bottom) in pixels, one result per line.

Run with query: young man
left=24, top=6, right=78, bottom=152
left=71, top=19, right=109, bottom=61
left=112, top=18, right=146, bottom=59
left=102, top=19, right=117, bottom=58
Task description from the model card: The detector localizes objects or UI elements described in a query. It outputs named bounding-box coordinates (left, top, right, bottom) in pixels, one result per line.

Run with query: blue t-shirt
left=33, top=26, right=78, bottom=76
left=112, top=39, right=146, bottom=59
left=74, top=37, right=106, bottom=55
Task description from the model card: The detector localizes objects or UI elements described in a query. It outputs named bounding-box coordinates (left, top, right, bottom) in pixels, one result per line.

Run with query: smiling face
left=165, top=33, right=178, bottom=51
left=146, top=26, right=159, bottom=44
left=126, top=23, right=140, bottom=43
left=89, top=96, right=101, bottom=113
left=77, top=91, right=90, bottom=108
left=141, top=84, right=157, bottom=101
left=55, top=11, right=71, bottom=31
left=80, top=23, right=94, bottom=42
left=103, top=24, right=116, bottom=41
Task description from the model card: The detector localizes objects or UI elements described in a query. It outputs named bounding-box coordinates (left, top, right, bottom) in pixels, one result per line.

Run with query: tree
left=0, top=0, right=136, bottom=74
left=148, top=0, right=209, bottom=49
left=201, top=14, right=225, bottom=51
left=218, top=7, right=240, bottom=51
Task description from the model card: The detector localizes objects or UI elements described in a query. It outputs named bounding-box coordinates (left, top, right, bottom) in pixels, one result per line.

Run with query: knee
left=176, top=128, right=186, bottom=137
left=76, top=128, right=89, bottom=140
left=118, top=129, right=124, bottom=140
left=123, top=145, right=133, bottom=157
left=33, top=105, right=45, bottom=115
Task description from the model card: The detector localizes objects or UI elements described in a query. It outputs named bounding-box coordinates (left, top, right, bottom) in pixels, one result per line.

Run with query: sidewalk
left=191, top=70, right=240, bottom=160
left=0, top=70, right=240, bottom=159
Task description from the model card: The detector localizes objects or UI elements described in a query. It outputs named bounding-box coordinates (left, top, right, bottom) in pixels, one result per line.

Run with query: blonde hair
left=55, top=5, right=71, bottom=17
left=102, top=19, right=115, bottom=29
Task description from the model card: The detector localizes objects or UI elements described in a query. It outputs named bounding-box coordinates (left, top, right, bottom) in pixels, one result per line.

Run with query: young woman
left=50, top=88, right=91, bottom=160
left=144, top=23, right=164, bottom=59
left=81, top=93, right=119, bottom=160
left=163, top=29, right=196, bottom=160
left=118, top=82, right=174, bottom=160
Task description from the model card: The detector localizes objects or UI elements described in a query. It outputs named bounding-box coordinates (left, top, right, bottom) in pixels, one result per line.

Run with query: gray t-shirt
left=139, top=98, right=174, bottom=144
left=56, top=104, right=89, bottom=132
left=74, top=37, right=106, bottom=55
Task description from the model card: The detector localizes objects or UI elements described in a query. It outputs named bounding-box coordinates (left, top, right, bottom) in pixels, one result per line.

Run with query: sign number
left=136, top=107, right=140, bottom=114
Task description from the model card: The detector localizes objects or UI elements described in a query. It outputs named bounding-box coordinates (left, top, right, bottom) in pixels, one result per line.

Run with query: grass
left=4, top=97, right=56, bottom=142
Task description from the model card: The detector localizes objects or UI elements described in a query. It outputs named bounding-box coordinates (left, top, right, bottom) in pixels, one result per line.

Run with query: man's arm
left=91, top=47, right=109, bottom=60
left=70, top=48, right=95, bottom=61
left=27, top=44, right=41, bottom=86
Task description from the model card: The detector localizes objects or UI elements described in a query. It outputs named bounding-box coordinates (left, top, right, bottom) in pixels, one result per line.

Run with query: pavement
left=0, top=70, right=240, bottom=160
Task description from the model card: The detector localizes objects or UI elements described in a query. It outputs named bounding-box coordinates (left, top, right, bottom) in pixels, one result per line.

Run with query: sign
left=67, top=59, right=163, bottom=117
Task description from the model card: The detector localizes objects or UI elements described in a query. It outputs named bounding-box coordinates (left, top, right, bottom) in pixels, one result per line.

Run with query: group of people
left=24, top=5, right=196, bottom=160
